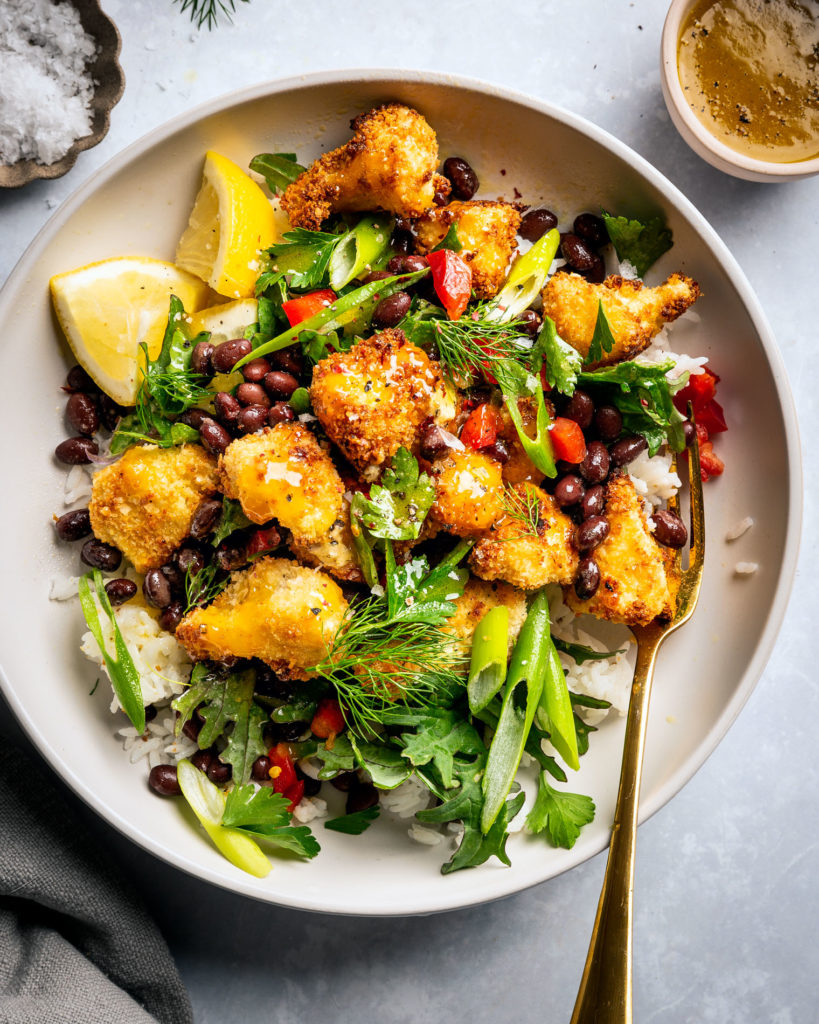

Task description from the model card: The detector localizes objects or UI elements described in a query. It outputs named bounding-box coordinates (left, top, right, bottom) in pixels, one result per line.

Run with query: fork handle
left=570, top=635, right=662, bottom=1024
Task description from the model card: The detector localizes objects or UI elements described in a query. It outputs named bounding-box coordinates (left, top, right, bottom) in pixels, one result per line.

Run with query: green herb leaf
left=184, top=562, right=228, bottom=612
left=430, top=222, right=462, bottom=252
left=324, top=807, right=380, bottom=834
left=586, top=300, right=617, bottom=366
left=211, top=497, right=253, bottom=547
left=442, top=790, right=525, bottom=874
left=350, top=447, right=435, bottom=542
left=384, top=539, right=471, bottom=626
left=350, top=736, right=412, bottom=790
left=537, top=315, right=582, bottom=396
left=400, top=710, right=484, bottom=789
left=249, top=152, right=306, bottom=195
left=289, top=387, right=311, bottom=413
left=176, top=0, right=250, bottom=31
left=525, top=772, right=595, bottom=848
left=602, top=211, right=673, bottom=279
left=554, top=637, right=625, bottom=664
left=312, top=734, right=356, bottom=779
left=78, top=570, right=144, bottom=732
left=221, top=783, right=320, bottom=857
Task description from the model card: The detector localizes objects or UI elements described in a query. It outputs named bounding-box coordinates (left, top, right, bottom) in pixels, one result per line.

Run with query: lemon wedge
left=176, top=151, right=278, bottom=300
left=50, top=257, right=210, bottom=406
left=189, top=297, right=259, bottom=344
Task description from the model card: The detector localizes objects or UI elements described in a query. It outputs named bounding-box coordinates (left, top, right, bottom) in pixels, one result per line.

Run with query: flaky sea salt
left=0, top=1, right=98, bottom=165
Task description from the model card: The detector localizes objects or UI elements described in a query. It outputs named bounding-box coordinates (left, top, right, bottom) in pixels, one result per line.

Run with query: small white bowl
left=660, top=0, right=819, bottom=182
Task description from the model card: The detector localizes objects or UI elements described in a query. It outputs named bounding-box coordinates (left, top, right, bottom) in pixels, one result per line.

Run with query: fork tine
left=686, top=404, right=706, bottom=575
left=667, top=451, right=680, bottom=517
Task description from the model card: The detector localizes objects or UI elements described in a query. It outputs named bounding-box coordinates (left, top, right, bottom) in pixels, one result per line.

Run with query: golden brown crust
left=565, top=475, right=679, bottom=626
left=541, top=272, right=701, bottom=366
left=175, top=557, right=348, bottom=679
left=429, top=449, right=506, bottom=536
left=414, top=200, right=521, bottom=298
left=280, top=104, right=450, bottom=230
left=88, top=444, right=219, bottom=574
left=469, top=483, right=578, bottom=589
left=310, top=328, right=449, bottom=477
left=288, top=510, right=364, bottom=583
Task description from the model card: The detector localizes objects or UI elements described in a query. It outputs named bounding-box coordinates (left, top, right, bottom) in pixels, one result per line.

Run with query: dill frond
left=499, top=483, right=545, bottom=538
left=184, top=563, right=227, bottom=613
left=175, top=0, right=250, bottom=30
left=430, top=303, right=534, bottom=384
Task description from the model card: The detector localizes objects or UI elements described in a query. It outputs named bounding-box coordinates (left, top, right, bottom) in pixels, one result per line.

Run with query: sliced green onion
left=328, top=215, right=394, bottom=290
left=502, top=382, right=556, bottom=478
left=535, top=634, right=580, bottom=772
left=467, top=605, right=509, bottom=713
left=78, top=570, right=144, bottom=732
left=491, top=228, right=560, bottom=322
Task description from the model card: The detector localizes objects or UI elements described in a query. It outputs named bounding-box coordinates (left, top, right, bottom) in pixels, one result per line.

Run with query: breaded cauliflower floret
left=565, top=475, right=679, bottom=626
left=429, top=449, right=505, bottom=535
left=541, top=272, right=700, bottom=367
left=89, top=444, right=219, bottom=573
left=289, top=511, right=363, bottom=583
left=280, top=104, right=450, bottom=230
left=175, top=557, right=347, bottom=679
left=470, top=483, right=578, bottom=589
left=219, top=423, right=344, bottom=543
left=414, top=200, right=521, bottom=299
left=443, top=578, right=527, bottom=666
left=310, top=328, right=450, bottom=479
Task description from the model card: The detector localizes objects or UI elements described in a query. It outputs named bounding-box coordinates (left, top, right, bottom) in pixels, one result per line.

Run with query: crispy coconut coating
left=175, top=557, right=347, bottom=679
left=219, top=422, right=345, bottom=542
left=89, top=444, right=219, bottom=574
left=429, top=449, right=506, bottom=536
left=279, top=104, right=450, bottom=230
left=470, top=483, right=578, bottom=589
left=443, top=578, right=527, bottom=666
left=541, top=272, right=700, bottom=366
left=414, top=200, right=521, bottom=299
left=310, top=328, right=452, bottom=479
left=565, top=475, right=679, bottom=626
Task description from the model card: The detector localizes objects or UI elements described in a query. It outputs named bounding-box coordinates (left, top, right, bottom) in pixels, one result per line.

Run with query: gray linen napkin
left=0, top=743, right=193, bottom=1024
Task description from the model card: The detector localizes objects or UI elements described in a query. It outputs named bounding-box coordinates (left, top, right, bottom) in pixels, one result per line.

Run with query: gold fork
left=570, top=426, right=705, bottom=1024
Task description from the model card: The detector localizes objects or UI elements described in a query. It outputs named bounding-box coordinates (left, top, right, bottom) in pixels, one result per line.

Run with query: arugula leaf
left=430, top=223, right=462, bottom=252
left=553, top=637, right=625, bottom=664
left=211, top=497, right=253, bottom=547
left=350, top=736, right=412, bottom=790
left=443, top=791, right=525, bottom=875
left=536, top=315, right=582, bottom=396
left=525, top=772, right=595, bottom=848
left=249, top=152, right=305, bottom=195
left=221, top=783, right=320, bottom=857
left=349, top=448, right=435, bottom=543
left=602, top=211, right=673, bottom=278
left=325, top=807, right=380, bottom=834
left=173, top=665, right=266, bottom=784
left=586, top=301, right=616, bottom=366
left=399, top=710, right=484, bottom=789
left=312, top=734, right=356, bottom=778
left=78, top=570, right=144, bottom=731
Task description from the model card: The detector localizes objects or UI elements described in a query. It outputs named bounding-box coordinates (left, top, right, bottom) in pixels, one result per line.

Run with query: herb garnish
left=525, top=772, right=596, bottom=849
left=585, top=300, right=617, bottom=365
left=222, top=784, right=320, bottom=857
left=249, top=152, right=306, bottom=195
left=184, top=562, right=227, bottom=613
left=325, top=807, right=380, bottom=835
left=601, top=211, right=673, bottom=279
left=499, top=483, right=543, bottom=538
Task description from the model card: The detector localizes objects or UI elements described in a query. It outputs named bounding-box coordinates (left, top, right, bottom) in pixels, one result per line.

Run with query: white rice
left=116, top=710, right=197, bottom=771
left=292, top=795, right=329, bottom=824
left=49, top=573, right=84, bottom=601
left=726, top=517, right=754, bottom=542
left=735, top=562, right=759, bottom=576
left=407, top=822, right=445, bottom=846
left=628, top=449, right=682, bottom=507
left=380, top=774, right=433, bottom=819
left=63, top=464, right=93, bottom=505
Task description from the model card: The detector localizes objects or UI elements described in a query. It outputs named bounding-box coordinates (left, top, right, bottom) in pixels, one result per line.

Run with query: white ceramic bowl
left=660, top=0, right=819, bottom=182
left=0, top=71, right=802, bottom=916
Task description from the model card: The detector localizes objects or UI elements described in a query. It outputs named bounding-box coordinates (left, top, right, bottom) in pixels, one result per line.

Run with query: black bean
left=610, top=435, right=648, bottom=467
left=483, top=439, right=510, bottom=465
left=211, top=338, right=252, bottom=374
left=268, top=720, right=309, bottom=743
left=574, top=557, right=601, bottom=600
left=236, top=382, right=270, bottom=408
left=251, top=755, right=272, bottom=782
left=682, top=420, right=696, bottom=447
left=178, top=407, right=208, bottom=431
left=330, top=772, right=357, bottom=792
left=361, top=269, right=392, bottom=285
left=65, top=364, right=97, bottom=393
left=517, top=309, right=542, bottom=337
left=159, top=601, right=184, bottom=632
left=255, top=665, right=294, bottom=700
left=175, top=546, right=205, bottom=577
left=191, top=749, right=213, bottom=773
left=190, top=498, right=223, bottom=540
left=554, top=474, right=585, bottom=508
left=97, top=394, right=125, bottom=432
left=55, top=508, right=91, bottom=541
left=390, top=227, right=413, bottom=255
left=576, top=254, right=607, bottom=284
left=581, top=484, right=605, bottom=519
left=268, top=402, right=295, bottom=426
left=573, top=213, right=609, bottom=248
left=145, top=704, right=158, bottom=723
left=561, top=233, right=598, bottom=272
left=143, top=568, right=172, bottom=608
left=105, top=578, right=137, bottom=605
left=55, top=436, right=98, bottom=465
left=160, top=562, right=185, bottom=594
left=386, top=254, right=427, bottom=275
left=296, top=766, right=322, bottom=797
left=214, top=391, right=241, bottom=425
left=80, top=539, right=121, bottom=571
left=443, top=156, right=479, bottom=200
left=207, top=758, right=232, bottom=785
left=520, top=208, right=558, bottom=242
left=575, top=515, right=610, bottom=551
left=419, top=421, right=452, bottom=460
left=269, top=348, right=302, bottom=376
left=237, top=405, right=269, bottom=434
left=594, top=405, right=623, bottom=442
left=66, top=392, right=99, bottom=436
left=579, top=441, right=610, bottom=484
left=191, top=341, right=215, bottom=377
left=564, top=389, right=595, bottom=430
left=182, top=711, right=204, bottom=741
left=241, top=357, right=271, bottom=383
left=199, top=418, right=232, bottom=455
left=652, top=509, right=688, bottom=549
left=263, top=371, right=299, bottom=400
left=346, top=781, right=379, bottom=814
left=372, top=291, right=411, bottom=329
left=215, top=539, right=247, bottom=571
left=148, top=764, right=181, bottom=797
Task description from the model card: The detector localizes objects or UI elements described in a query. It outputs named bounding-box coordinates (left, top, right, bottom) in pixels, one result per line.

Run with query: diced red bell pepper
left=674, top=367, right=718, bottom=412
left=246, top=526, right=281, bottom=558
left=699, top=441, right=725, bottom=482
left=426, top=249, right=472, bottom=321
left=283, top=779, right=304, bottom=814
left=310, top=698, right=346, bottom=739
left=695, top=397, right=727, bottom=435
left=460, top=403, right=499, bottom=450
left=268, top=743, right=298, bottom=794
left=549, top=416, right=587, bottom=464
left=282, top=288, right=336, bottom=327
